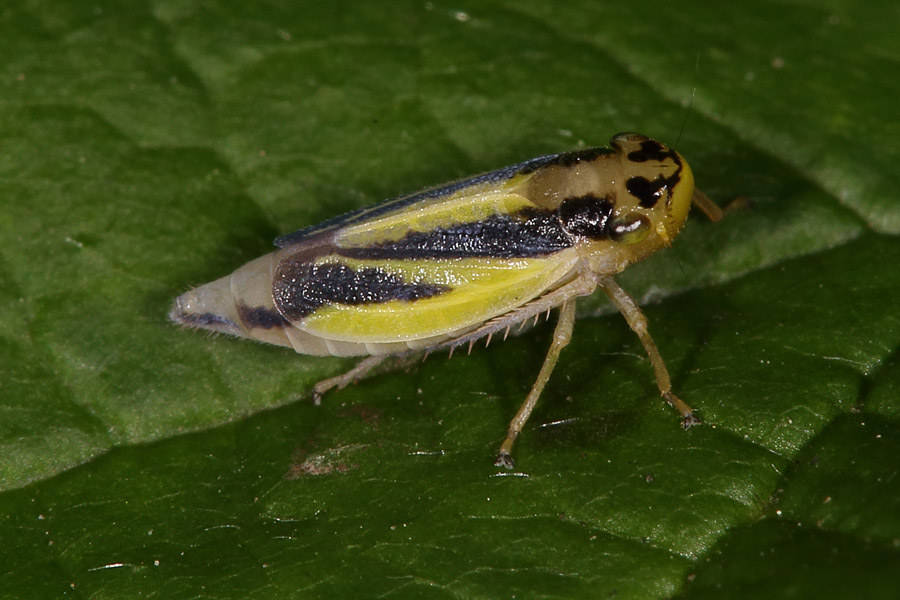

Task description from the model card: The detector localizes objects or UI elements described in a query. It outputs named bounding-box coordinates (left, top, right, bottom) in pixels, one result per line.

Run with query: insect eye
left=608, top=214, right=650, bottom=245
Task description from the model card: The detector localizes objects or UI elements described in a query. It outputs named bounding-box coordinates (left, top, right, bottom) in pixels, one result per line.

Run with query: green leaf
left=2, top=0, right=898, bottom=598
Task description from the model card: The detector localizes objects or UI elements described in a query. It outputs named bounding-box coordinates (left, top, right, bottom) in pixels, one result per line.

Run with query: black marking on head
left=335, top=209, right=572, bottom=261
left=273, top=261, right=451, bottom=321
left=626, top=176, right=669, bottom=208
left=558, top=194, right=615, bottom=240
left=626, top=153, right=686, bottom=209
left=238, top=304, right=290, bottom=329
left=624, top=140, right=685, bottom=208
left=626, top=139, right=674, bottom=163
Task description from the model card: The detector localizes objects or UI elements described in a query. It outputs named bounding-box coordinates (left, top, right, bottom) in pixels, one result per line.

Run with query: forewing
left=273, top=153, right=562, bottom=248
left=274, top=253, right=580, bottom=343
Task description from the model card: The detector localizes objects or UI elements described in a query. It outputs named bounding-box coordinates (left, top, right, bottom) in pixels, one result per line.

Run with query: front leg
left=598, top=276, right=700, bottom=429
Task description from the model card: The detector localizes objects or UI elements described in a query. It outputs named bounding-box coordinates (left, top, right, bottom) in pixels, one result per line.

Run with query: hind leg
left=312, top=355, right=391, bottom=405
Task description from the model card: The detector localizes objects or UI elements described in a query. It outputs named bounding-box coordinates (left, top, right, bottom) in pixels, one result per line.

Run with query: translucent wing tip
left=169, top=275, right=243, bottom=337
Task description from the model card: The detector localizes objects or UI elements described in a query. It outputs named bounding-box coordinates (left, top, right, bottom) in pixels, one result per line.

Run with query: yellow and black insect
left=171, top=132, right=721, bottom=468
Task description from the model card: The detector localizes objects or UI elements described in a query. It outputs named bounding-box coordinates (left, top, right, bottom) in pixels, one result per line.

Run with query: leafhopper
left=171, top=133, right=721, bottom=468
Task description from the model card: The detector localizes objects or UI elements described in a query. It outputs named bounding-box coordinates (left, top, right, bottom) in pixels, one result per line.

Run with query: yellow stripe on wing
left=336, top=176, right=537, bottom=248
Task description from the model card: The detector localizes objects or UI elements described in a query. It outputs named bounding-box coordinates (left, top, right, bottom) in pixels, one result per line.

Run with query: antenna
left=674, top=54, right=701, bottom=151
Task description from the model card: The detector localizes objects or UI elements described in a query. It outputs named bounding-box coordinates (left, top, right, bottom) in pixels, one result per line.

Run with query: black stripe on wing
left=336, top=208, right=572, bottom=260
left=273, top=261, right=451, bottom=321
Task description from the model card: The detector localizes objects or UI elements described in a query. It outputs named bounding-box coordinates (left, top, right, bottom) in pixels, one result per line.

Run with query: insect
left=171, top=132, right=722, bottom=468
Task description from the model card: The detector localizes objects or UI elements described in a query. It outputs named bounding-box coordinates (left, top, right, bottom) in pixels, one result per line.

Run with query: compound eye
left=608, top=214, right=650, bottom=245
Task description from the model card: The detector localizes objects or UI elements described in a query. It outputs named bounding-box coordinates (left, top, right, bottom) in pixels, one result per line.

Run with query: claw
left=494, top=452, right=515, bottom=470
left=681, top=413, right=701, bottom=429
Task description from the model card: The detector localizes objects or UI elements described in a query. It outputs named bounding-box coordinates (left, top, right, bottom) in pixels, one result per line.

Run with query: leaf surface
left=1, top=1, right=898, bottom=597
